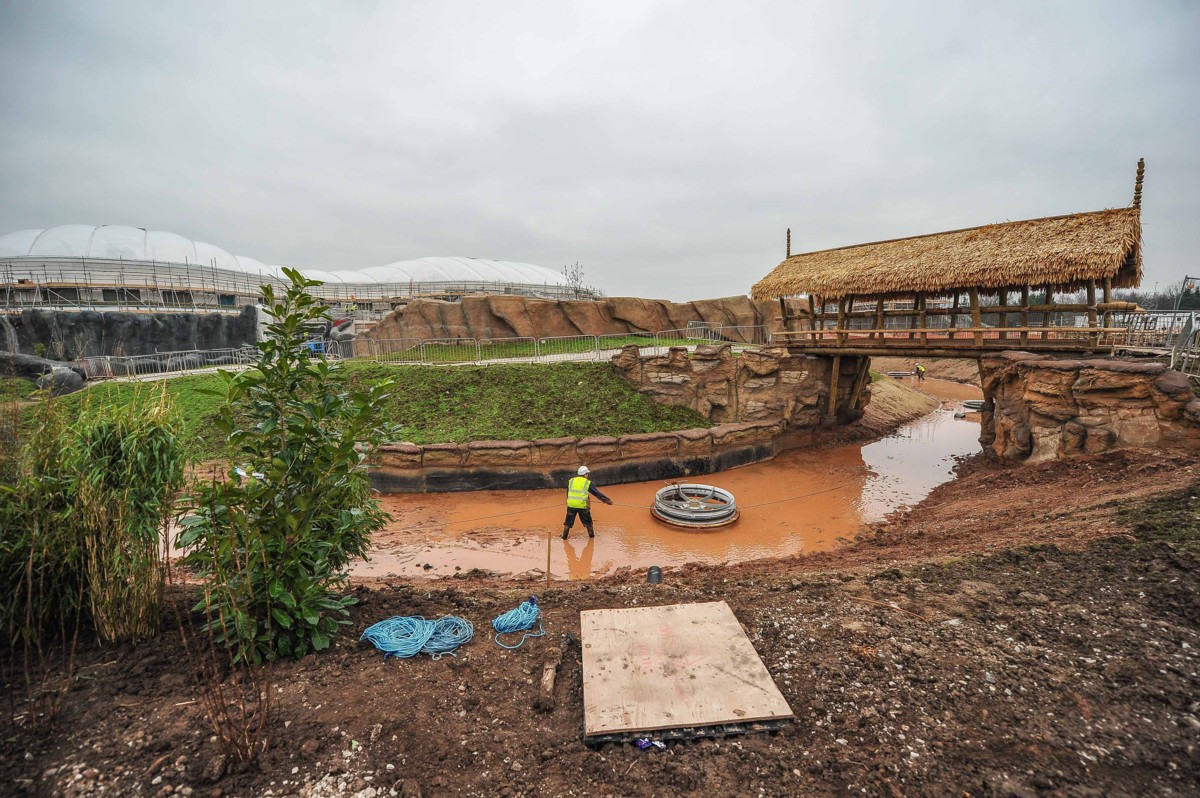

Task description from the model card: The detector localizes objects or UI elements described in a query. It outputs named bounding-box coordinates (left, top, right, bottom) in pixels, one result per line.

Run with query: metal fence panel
left=367, top=338, right=424, bottom=363
left=536, top=335, right=598, bottom=362
left=597, top=332, right=655, bottom=357
left=478, top=336, right=538, bottom=363
left=420, top=338, right=480, bottom=364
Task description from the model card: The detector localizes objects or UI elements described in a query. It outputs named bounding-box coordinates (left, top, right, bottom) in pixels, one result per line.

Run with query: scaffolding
left=1, top=256, right=603, bottom=319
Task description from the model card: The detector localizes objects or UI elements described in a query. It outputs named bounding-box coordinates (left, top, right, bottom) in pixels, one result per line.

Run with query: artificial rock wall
left=611, top=344, right=872, bottom=427
left=363, top=294, right=785, bottom=342
left=5, top=307, right=259, bottom=360
left=370, top=421, right=785, bottom=493
left=979, top=352, right=1200, bottom=462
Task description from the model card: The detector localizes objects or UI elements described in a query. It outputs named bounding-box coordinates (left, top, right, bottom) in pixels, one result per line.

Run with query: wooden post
left=1020, top=285, right=1030, bottom=347
left=969, top=287, right=982, bottom=346
left=917, top=293, right=927, bottom=345
left=807, top=294, right=817, bottom=339
left=827, top=356, right=842, bottom=419
left=1041, top=284, right=1053, bottom=341
left=837, top=296, right=849, bottom=345
left=778, top=296, right=788, bottom=332
left=997, top=289, right=1008, bottom=341
left=1086, top=280, right=1098, bottom=347
left=948, top=292, right=960, bottom=340
left=846, top=360, right=869, bottom=414
left=1102, top=278, right=1113, bottom=333
left=874, top=297, right=884, bottom=341
left=536, top=646, right=564, bottom=712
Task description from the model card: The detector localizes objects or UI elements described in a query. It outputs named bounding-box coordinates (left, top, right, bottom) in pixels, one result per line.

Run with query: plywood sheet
left=581, top=601, right=793, bottom=737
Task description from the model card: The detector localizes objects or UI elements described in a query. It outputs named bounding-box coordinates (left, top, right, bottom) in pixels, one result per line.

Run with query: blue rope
left=492, top=596, right=544, bottom=649
left=360, top=615, right=474, bottom=659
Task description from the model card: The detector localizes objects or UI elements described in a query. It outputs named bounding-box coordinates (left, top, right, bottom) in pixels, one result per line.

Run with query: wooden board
left=581, top=601, right=793, bottom=737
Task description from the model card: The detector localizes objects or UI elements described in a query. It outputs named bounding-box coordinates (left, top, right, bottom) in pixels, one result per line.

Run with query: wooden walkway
left=774, top=326, right=1127, bottom=358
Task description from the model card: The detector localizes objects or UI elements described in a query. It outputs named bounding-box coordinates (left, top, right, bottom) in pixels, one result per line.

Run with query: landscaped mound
left=65, top=361, right=710, bottom=460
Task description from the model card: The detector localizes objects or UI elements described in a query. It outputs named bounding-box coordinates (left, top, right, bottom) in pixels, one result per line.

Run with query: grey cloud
left=1, top=1, right=1196, bottom=300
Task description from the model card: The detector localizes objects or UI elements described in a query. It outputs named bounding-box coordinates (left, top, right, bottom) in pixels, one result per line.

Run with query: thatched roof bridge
left=754, top=159, right=1146, bottom=360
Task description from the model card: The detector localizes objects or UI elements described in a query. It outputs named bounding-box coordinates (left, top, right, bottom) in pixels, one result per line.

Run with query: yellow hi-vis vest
left=567, top=476, right=592, bottom=509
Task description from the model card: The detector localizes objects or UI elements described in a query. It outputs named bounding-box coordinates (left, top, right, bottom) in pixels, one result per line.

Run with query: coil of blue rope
left=492, top=596, right=544, bottom=650
left=360, top=615, right=474, bottom=660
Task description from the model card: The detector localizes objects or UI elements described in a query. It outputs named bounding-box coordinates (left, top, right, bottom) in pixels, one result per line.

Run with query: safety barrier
left=76, top=325, right=775, bottom=377
left=76, top=346, right=258, bottom=379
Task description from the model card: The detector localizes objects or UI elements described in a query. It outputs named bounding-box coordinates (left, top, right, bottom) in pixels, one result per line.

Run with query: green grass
left=341, top=361, right=708, bottom=444
left=45, top=361, right=709, bottom=460
left=1, top=377, right=39, bottom=400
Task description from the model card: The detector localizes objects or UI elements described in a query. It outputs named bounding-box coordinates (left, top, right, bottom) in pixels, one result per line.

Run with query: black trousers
left=563, top=507, right=594, bottom=530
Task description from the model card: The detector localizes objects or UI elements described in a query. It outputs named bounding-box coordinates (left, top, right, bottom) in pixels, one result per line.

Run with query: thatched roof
left=752, top=206, right=1143, bottom=301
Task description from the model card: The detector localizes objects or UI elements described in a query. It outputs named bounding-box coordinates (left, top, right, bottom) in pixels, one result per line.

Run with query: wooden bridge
left=770, top=290, right=1139, bottom=358
left=749, top=160, right=1178, bottom=409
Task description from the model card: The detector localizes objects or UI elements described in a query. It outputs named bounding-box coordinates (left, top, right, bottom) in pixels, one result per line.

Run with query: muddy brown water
left=355, top=378, right=983, bottom=581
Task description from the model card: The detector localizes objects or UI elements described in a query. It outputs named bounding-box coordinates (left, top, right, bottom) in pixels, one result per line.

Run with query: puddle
left=355, top=378, right=983, bottom=581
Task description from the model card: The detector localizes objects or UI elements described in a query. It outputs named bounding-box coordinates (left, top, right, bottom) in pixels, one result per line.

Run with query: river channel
left=355, top=378, right=983, bottom=581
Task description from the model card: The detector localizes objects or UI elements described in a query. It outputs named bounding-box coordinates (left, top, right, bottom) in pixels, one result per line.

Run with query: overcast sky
left=1, top=1, right=1196, bottom=301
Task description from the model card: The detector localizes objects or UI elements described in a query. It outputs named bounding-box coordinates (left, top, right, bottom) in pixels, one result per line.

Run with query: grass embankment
left=58, top=361, right=709, bottom=461
left=1, top=377, right=39, bottom=400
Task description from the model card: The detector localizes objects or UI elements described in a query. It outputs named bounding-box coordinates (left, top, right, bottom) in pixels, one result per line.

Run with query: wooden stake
left=536, top=646, right=564, bottom=712
left=546, top=526, right=552, bottom=587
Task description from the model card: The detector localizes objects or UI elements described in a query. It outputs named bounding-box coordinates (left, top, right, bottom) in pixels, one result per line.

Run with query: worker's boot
left=561, top=525, right=570, bottom=540
left=587, top=526, right=595, bottom=538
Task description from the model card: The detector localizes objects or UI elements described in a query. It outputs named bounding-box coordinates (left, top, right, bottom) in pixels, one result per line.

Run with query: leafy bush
left=1, top=390, right=185, bottom=647
left=0, top=398, right=80, bottom=648
left=180, top=269, right=396, bottom=662
left=74, top=394, right=185, bottom=643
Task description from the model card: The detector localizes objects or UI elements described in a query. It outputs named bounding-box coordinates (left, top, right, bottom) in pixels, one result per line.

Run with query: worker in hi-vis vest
left=563, top=465, right=613, bottom=540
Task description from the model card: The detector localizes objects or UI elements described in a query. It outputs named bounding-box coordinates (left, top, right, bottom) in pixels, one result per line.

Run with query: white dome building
left=0, top=225, right=595, bottom=313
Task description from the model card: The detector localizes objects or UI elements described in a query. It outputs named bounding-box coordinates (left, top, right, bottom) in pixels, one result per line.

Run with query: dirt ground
left=4, top=441, right=1199, bottom=798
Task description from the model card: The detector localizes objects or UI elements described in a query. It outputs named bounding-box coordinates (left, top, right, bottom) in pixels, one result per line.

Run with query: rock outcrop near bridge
left=979, top=352, right=1200, bottom=462
left=364, top=295, right=782, bottom=342
left=611, top=344, right=871, bottom=427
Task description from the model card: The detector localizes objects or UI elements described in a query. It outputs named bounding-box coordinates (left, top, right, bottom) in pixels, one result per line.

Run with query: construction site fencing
left=1169, top=312, right=1200, bottom=379
left=74, top=325, right=775, bottom=378
left=76, top=346, right=258, bottom=379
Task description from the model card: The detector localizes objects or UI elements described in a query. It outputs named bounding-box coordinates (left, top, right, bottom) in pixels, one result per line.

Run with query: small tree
left=562, top=261, right=587, bottom=299
left=180, top=269, right=396, bottom=662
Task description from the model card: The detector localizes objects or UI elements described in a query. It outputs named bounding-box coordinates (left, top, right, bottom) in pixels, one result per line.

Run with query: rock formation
left=8, top=306, right=259, bottom=360
left=363, top=295, right=786, bottom=343
left=610, top=344, right=871, bottom=427
left=979, top=352, right=1200, bottom=462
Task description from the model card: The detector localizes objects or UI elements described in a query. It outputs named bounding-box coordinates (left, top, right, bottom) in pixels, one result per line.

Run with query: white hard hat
left=577, top=466, right=590, bottom=476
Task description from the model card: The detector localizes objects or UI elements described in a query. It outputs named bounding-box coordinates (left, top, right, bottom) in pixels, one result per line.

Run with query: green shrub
left=73, top=393, right=185, bottom=643
left=0, top=399, right=81, bottom=648
left=180, top=269, right=397, bottom=663
left=0, top=389, right=185, bottom=647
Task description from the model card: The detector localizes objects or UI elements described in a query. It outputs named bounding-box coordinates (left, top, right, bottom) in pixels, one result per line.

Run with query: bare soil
left=4, top=442, right=1198, bottom=798
left=874, top=357, right=982, bottom=385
